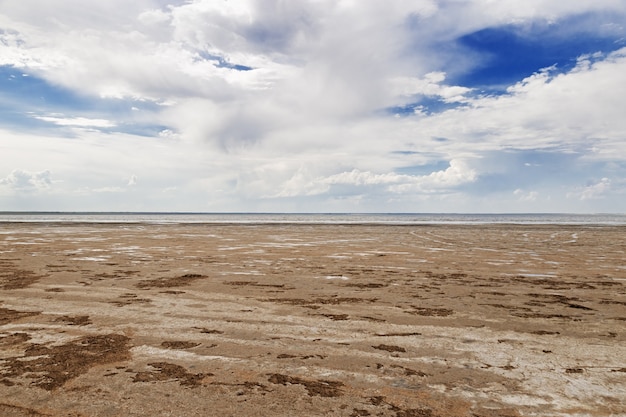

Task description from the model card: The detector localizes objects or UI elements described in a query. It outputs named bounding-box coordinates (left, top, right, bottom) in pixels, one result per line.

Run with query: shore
left=1, top=223, right=625, bottom=416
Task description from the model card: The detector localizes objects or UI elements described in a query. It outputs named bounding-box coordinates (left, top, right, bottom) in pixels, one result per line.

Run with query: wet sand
left=1, top=223, right=625, bottom=416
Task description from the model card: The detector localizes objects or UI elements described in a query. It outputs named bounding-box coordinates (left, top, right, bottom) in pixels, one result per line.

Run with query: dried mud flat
left=0, top=223, right=625, bottom=416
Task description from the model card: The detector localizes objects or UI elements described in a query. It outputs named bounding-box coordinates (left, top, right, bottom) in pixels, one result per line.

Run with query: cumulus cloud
left=390, top=72, right=473, bottom=105
left=402, top=48, right=626, bottom=156
left=273, top=160, right=477, bottom=198
left=0, top=169, right=52, bottom=190
left=568, top=178, right=612, bottom=200
left=514, top=189, right=539, bottom=202
left=388, top=160, right=478, bottom=193
left=1, top=1, right=626, bottom=212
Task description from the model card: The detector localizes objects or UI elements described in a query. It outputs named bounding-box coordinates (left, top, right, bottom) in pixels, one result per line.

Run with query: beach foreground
left=1, top=223, right=624, bottom=416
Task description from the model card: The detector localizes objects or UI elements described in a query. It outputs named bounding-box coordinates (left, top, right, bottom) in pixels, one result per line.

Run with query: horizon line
left=1, top=211, right=625, bottom=216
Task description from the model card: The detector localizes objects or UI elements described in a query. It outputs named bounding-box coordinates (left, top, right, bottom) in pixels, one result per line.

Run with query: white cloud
left=1, top=1, right=626, bottom=212
left=390, top=72, right=473, bottom=105
left=0, top=169, right=52, bottom=191
left=388, top=160, right=478, bottom=193
left=92, top=186, right=126, bottom=194
left=568, top=178, right=612, bottom=200
left=34, top=115, right=116, bottom=128
left=137, top=9, right=171, bottom=26
left=272, top=159, right=477, bottom=198
left=514, top=189, right=539, bottom=202
left=401, top=48, right=626, bottom=156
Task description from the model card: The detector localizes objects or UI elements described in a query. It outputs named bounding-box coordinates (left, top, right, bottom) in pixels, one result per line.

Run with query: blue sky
left=1, top=0, right=626, bottom=212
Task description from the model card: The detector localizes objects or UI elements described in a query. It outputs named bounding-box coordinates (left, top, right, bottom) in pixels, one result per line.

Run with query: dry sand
left=0, top=223, right=625, bottom=416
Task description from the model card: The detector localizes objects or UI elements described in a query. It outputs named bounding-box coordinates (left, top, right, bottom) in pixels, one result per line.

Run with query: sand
left=0, top=222, right=624, bottom=416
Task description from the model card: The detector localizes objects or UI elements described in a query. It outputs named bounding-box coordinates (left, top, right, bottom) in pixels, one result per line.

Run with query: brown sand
left=0, top=223, right=624, bottom=416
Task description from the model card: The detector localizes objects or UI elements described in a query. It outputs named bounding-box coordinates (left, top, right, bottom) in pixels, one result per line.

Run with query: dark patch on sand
left=194, top=327, right=224, bottom=334
left=277, top=353, right=298, bottom=359
left=268, top=373, right=344, bottom=397
left=390, top=365, right=429, bottom=377
left=345, top=283, right=387, bottom=289
left=54, top=315, right=92, bottom=326
left=600, top=300, right=626, bottom=306
left=109, top=293, right=153, bottom=306
left=360, top=316, right=386, bottom=322
left=407, top=307, right=454, bottom=317
left=0, top=307, right=41, bottom=325
left=132, top=362, right=210, bottom=387
left=566, top=303, right=594, bottom=311
left=136, top=273, right=206, bottom=289
left=0, top=269, right=43, bottom=290
left=0, top=332, right=31, bottom=346
left=318, top=313, right=349, bottom=321
left=529, top=330, right=560, bottom=335
left=0, top=334, right=130, bottom=390
left=277, top=353, right=326, bottom=360
left=0, top=403, right=51, bottom=416
left=372, top=344, right=406, bottom=353
left=161, top=341, right=201, bottom=349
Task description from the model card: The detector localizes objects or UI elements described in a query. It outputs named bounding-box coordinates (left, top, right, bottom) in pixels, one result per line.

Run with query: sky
left=1, top=0, right=626, bottom=213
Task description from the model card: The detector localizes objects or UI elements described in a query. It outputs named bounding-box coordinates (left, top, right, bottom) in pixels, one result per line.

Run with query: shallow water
left=1, top=212, right=626, bottom=225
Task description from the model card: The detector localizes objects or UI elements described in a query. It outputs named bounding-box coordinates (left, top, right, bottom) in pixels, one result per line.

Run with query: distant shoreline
left=1, top=212, right=625, bottom=225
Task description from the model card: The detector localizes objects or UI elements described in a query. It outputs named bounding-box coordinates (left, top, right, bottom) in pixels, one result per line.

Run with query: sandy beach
left=1, top=223, right=624, bottom=416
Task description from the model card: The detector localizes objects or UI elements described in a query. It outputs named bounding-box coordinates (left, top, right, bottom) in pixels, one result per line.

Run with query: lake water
left=1, top=212, right=625, bottom=225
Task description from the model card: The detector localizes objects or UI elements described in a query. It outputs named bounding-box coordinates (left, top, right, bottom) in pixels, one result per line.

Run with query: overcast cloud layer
left=1, top=0, right=626, bottom=212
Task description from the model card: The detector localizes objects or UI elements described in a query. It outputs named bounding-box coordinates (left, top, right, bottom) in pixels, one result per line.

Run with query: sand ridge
left=0, top=223, right=625, bottom=416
